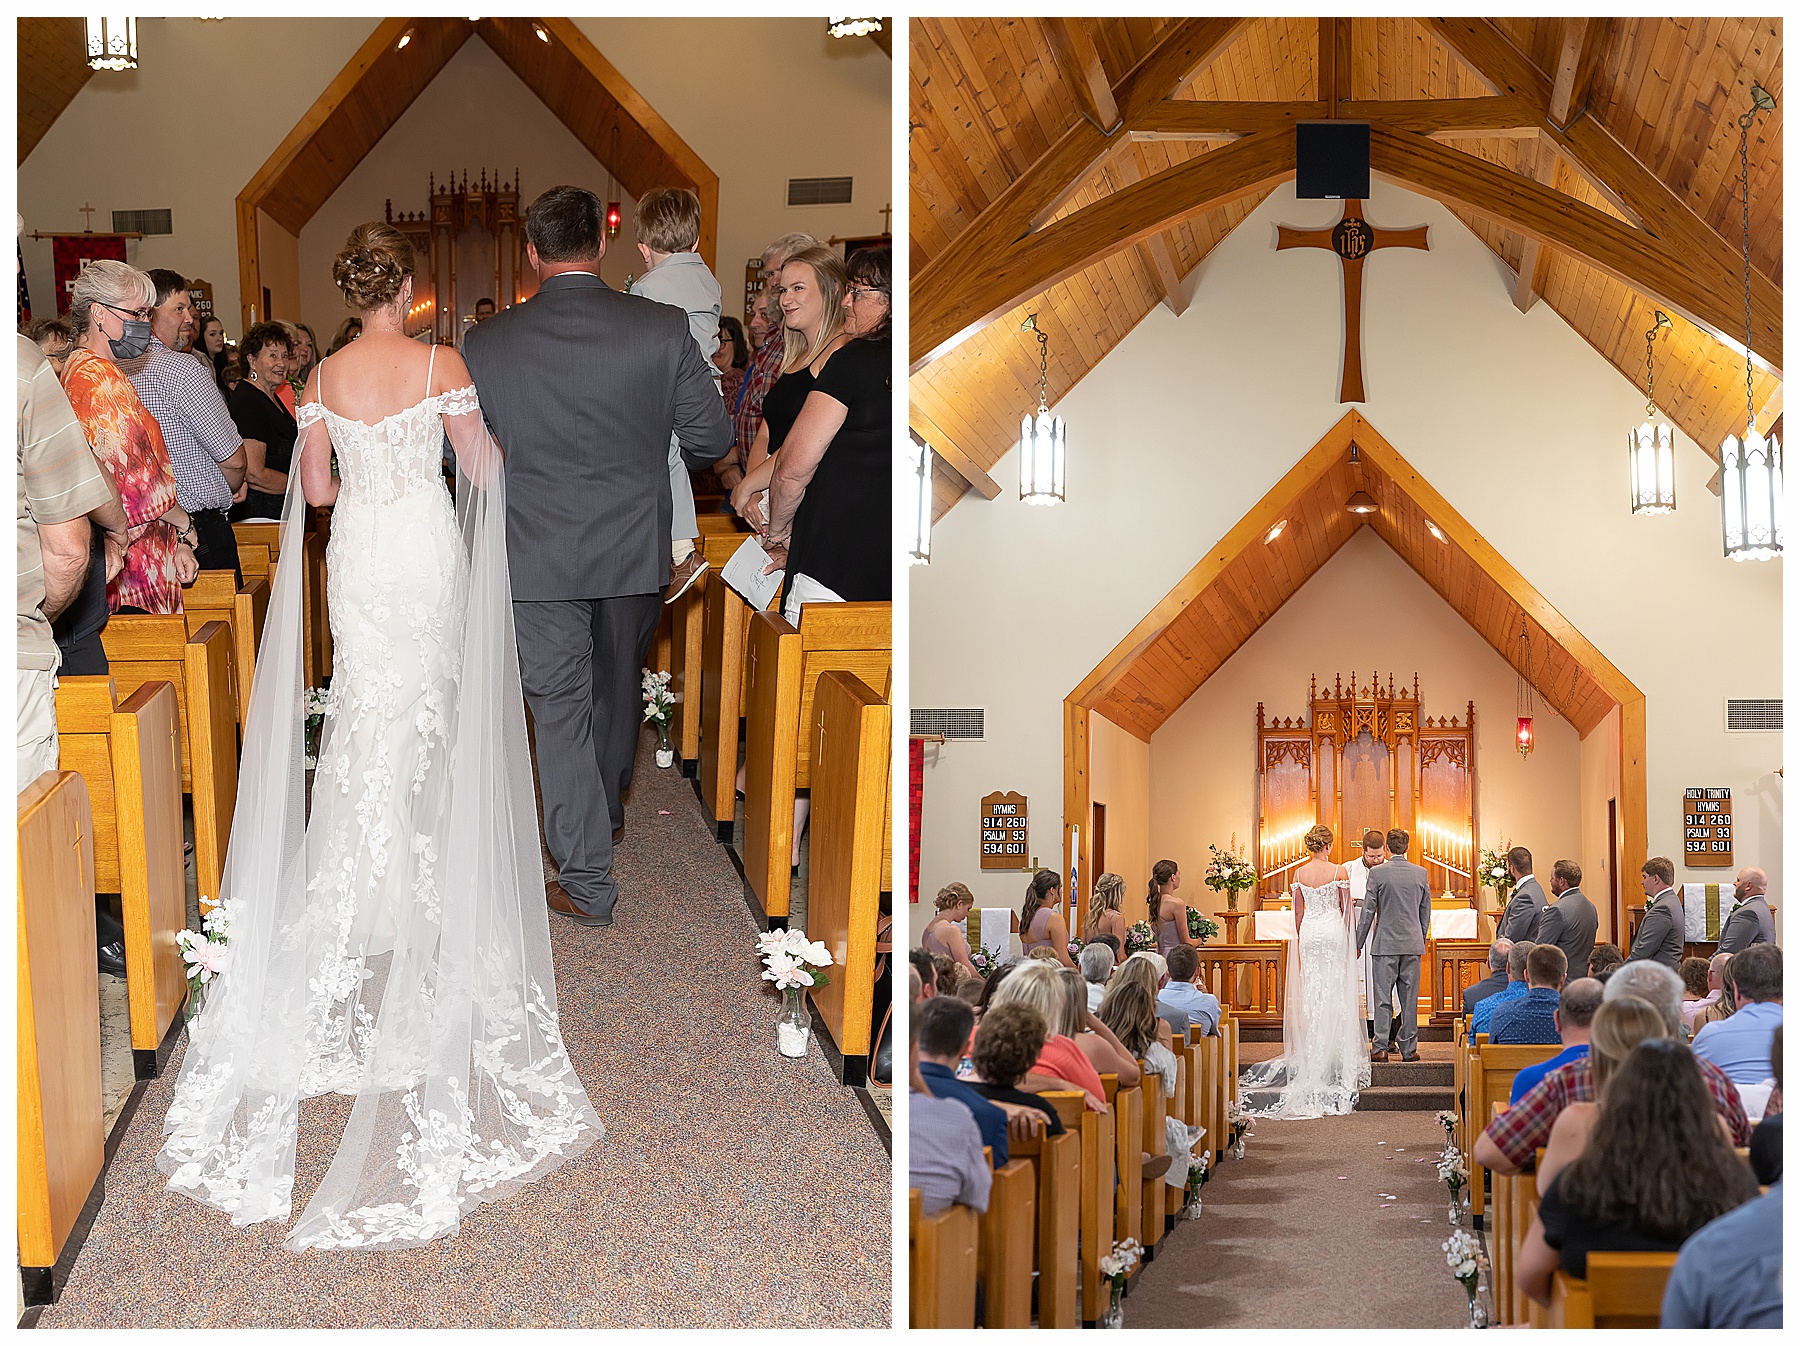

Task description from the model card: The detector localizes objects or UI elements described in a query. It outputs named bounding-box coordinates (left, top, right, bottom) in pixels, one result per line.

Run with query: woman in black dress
left=227, top=321, right=298, bottom=521
left=761, top=245, right=891, bottom=619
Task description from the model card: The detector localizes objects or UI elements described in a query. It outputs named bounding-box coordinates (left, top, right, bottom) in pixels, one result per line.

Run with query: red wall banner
left=51, top=234, right=128, bottom=314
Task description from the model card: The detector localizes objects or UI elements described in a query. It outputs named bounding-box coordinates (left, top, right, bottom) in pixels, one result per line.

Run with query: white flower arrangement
left=1098, top=1237, right=1143, bottom=1288
left=640, top=668, right=676, bottom=726
left=757, top=927, right=834, bottom=989
left=1435, top=1109, right=1458, bottom=1138
left=175, top=896, right=237, bottom=997
left=1437, top=1144, right=1469, bottom=1193
left=1203, top=840, right=1258, bottom=898
left=1442, top=1228, right=1481, bottom=1293
left=303, top=687, right=331, bottom=717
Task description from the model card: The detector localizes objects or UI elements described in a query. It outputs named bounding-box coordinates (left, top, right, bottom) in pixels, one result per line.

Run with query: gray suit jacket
left=1496, top=875, right=1548, bottom=943
left=1535, top=887, right=1598, bottom=976
left=1357, top=856, right=1433, bottom=956
left=462, top=272, right=731, bottom=601
left=1626, top=889, right=1685, bottom=969
left=1717, top=895, right=1776, bottom=954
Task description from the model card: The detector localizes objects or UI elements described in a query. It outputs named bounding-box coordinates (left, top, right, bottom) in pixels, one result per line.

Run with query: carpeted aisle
left=38, top=732, right=890, bottom=1329
left=1124, top=1109, right=1470, bottom=1329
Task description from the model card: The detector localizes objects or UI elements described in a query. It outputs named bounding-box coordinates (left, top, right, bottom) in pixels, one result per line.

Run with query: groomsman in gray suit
left=1496, top=846, right=1547, bottom=943
left=1535, top=858, right=1598, bottom=978
left=1356, top=828, right=1434, bottom=1062
left=1717, top=866, right=1777, bottom=954
left=465, top=185, right=730, bottom=926
left=1625, top=856, right=1685, bottom=969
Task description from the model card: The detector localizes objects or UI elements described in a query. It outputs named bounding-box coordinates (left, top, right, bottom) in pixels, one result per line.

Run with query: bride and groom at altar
left=1241, top=825, right=1434, bottom=1119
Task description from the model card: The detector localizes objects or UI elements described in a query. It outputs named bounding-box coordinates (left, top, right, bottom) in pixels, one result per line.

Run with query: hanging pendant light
left=1720, top=85, right=1781, bottom=561
left=1018, top=314, right=1065, bottom=505
left=85, top=17, right=137, bottom=71
left=1629, top=312, right=1677, bottom=514
left=1514, top=618, right=1535, bottom=760
left=828, top=17, right=883, bottom=39
left=908, top=431, right=934, bottom=564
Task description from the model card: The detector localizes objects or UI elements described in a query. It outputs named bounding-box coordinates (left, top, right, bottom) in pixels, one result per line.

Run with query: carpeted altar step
left=1239, top=1021, right=1454, bottom=1043
left=1354, top=1059, right=1454, bottom=1112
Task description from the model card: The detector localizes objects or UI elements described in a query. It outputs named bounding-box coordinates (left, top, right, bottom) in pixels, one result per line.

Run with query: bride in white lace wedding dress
left=157, top=224, right=599, bottom=1249
left=1239, top=824, right=1371, bottom=1119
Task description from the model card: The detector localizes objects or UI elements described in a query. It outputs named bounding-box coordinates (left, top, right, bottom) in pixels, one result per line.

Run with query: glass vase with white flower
left=757, top=928, right=835, bottom=1058
left=642, top=667, right=677, bottom=768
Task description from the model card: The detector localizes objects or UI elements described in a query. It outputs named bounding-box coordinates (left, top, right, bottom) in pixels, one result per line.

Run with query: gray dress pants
left=512, top=592, right=663, bottom=917
left=1370, top=953, right=1421, bottom=1055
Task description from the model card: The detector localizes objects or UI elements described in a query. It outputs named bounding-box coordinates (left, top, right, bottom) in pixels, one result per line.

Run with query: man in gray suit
left=1355, top=827, right=1434, bottom=1062
left=464, top=185, right=730, bottom=926
left=1535, top=858, right=1598, bottom=979
left=1496, top=846, right=1547, bottom=943
left=1626, top=855, right=1685, bottom=969
left=1717, top=866, right=1777, bottom=954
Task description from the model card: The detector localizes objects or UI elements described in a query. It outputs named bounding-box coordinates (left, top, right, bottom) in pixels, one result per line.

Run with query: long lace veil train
left=156, top=386, right=600, bottom=1249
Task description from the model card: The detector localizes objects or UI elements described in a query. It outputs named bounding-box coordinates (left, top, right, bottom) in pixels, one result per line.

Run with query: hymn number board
left=1683, top=787, right=1733, bottom=867
left=980, top=791, right=1029, bottom=870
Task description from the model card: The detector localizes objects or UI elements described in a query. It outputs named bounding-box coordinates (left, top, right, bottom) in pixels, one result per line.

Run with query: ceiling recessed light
left=1346, top=489, right=1377, bottom=515
left=1426, top=520, right=1447, bottom=543
left=533, top=21, right=550, bottom=42
left=1265, top=520, right=1287, bottom=544
left=396, top=25, right=414, bottom=50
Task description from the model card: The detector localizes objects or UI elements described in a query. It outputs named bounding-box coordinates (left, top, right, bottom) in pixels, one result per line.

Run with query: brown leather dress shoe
left=1370, top=1049, right=1390, bottom=1063
left=546, top=879, right=613, bottom=927
left=665, top=552, right=708, bottom=604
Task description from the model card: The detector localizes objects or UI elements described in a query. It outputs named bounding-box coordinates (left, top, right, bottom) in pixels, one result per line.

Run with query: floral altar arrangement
left=757, top=928, right=834, bottom=1058
left=1477, top=841, right=1516, bottom=904
left=175, top=896, right=236, bottom=1018
left=642, top=667, right=677, bottom=768
left=1443, top=1228, right=1489, bottom=1327
left=1096, top=1237, right=1143, bottom=1327
left=1186, top=907, right=1221, bottom=945
left=1204, top=838, right=1258, bottom=912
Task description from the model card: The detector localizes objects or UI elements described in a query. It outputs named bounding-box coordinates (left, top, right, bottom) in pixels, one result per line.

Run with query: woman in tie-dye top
left=61, top=261, right=198, bottom=614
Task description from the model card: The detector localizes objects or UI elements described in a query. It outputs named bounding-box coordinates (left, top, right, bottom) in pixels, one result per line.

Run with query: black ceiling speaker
left=1296, top=121, right=1371, bottom=199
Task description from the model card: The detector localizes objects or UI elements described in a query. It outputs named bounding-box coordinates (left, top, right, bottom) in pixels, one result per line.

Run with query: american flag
left=17, top=238, right=30, bottom=326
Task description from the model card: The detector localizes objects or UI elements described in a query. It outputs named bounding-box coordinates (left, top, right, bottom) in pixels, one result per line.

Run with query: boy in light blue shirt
left=629, top=187, right=722, bottom=602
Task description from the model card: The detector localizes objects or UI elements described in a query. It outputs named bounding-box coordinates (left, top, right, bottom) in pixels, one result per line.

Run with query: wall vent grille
left=912, top=708, right=984, bottom=740
left=113, top=209, right=172, bottom=235
left=1725, top=699, right=1781, bottom=731
left=787, top=176, right=854, bottom=206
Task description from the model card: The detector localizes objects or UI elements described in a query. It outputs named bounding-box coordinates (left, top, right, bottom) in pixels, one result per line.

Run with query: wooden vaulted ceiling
left=17, top=18, right=93, bottom=164
left=910, top=17, right=1784, bottom=520
left=1070, top=412, right=1639, bottom=742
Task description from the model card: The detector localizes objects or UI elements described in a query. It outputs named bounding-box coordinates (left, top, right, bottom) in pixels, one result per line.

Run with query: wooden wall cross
left=1277, top=199, right=1428, bottom=403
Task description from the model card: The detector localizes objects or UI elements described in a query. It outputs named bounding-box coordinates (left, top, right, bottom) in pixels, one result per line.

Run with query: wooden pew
left=696, top=531, right=758, bottom=841
left=1048, top=1089, right=1116, bottom=1327
left=1491, top=1155, right=1515, bottom=1323
left=184, top=570, right=271, bottom=730
left=978, top=1154, right=1036, bottom=1327
left=1140, top=1057, right=1168, bottom=1251
left=1009, top=1095, right=1081, bottom=1328
left=1193, top=1028, right=1222, bottom=1162
left=237, top=543, right=271, bottom=587
left=231, top=520, right=282, bottom=566
left=1548, top=1252, right=1679, bottom=1328
left=18, top=772, right=105, bottom=1304
left=1468, top=1042, right=1559, bottom=1219
left=909, top=1187, right=978, bottom=1328
left=302, top=529, right=331, bottom=686
left=56, top=677, right=187, bottom=1078
left=101, top=615, right=237, bottom=914
left=742, top=602, right=890, bottom=924
left=804, top=671, right=890, bottom=1085
left=1102, top=1075, right=1143, bottom=1279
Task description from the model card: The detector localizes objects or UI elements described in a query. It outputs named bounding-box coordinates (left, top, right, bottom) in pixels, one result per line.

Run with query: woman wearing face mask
left=227, top=322, right=299, bottom=522
left=61, top=260, right=198, bottom=614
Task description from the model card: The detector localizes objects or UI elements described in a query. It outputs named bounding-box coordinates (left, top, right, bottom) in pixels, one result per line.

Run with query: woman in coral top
left=61, top=261, right=198, bottom=613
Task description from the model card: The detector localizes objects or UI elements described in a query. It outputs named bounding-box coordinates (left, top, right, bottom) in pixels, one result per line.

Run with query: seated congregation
left=907, top=870, right=1237, bottom=1328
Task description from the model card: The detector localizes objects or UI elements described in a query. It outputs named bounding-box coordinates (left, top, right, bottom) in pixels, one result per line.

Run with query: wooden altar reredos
left=386, top=169, right=528, bottom=344
left=1256, top=672, right=1477, bottom=902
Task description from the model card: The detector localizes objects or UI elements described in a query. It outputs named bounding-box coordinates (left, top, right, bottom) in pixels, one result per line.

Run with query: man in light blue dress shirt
left=1692, top=945, right=1782, bottom=1086
left=1160, top=944, right=1221, bottom=1037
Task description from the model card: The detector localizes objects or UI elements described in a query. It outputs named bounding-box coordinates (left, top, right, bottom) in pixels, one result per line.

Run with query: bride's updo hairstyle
left=332, top=222, right=414, bottom=311
left=1305, top=823, right=1334, bottom=855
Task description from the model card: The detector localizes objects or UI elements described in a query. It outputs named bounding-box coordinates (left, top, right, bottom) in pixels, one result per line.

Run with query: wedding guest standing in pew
left=1717, top=867, right=1777, bottom=953
left=62, top=261, right=200, bottom=615
left=226, top=323, right=298, bottom=522
left=124, top=268, right=246, bottom=583
left=719, top=233, right=817, bottom=501
left=1515, top=1039, right=1760, bottom=1309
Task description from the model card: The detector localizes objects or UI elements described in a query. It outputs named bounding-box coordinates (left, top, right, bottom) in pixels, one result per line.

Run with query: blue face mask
left=101, top=303, right=153, bottom=360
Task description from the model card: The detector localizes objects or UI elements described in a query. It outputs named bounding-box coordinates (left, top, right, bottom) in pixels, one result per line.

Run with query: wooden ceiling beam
left=1339, top=96, right=1541, bottom=138
left=1106, top=145, right=1189, bottom=316
left=1369, top=125, right=1781, bottom=379
left=911, top=17, right=1251, bottom=368
left=909, top=411, right=1000, bottom=501
left=1511, top=135, right=1555, bottom=314
left=1319, top=18, right=1352, bottom=115
left=1131, top=100, right=1325, bottom=139
left=1045, top=18, right=1120, bottom=133
left=1547, top=17, right=1610, bottom=129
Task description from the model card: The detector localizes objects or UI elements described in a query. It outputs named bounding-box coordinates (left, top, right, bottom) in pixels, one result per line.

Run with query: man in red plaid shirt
left=719, top=232, right=817, bottom=497
left=1474, top=961, right=1752, bottom=1174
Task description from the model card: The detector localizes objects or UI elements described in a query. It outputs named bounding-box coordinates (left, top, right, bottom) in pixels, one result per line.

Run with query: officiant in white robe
left=1346, top=840, right=1399, bottom=1034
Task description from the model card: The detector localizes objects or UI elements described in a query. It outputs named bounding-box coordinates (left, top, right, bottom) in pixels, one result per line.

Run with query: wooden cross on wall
left=1277, top=199, right=1428, bottom=403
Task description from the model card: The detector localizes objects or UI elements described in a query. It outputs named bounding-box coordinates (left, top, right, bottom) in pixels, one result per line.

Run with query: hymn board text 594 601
left=980, top=791, right=1029, bottom=870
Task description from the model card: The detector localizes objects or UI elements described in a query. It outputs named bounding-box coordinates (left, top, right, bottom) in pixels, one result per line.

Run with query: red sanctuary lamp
left=1515, top=715, right=1534, bottom=759
left=605, top=201, right=622, bottom=238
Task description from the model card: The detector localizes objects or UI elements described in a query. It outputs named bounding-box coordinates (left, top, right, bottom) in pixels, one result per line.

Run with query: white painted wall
left=1146, top=528, right=1582, bottom=920
left=911, top=178, right=1782, bottom=944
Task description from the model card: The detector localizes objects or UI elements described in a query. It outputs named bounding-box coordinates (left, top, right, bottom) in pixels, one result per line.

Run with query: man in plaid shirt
left=720, top=232, right=817, bottom=497
left=1475, top=961, right=1752, bottom=1174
